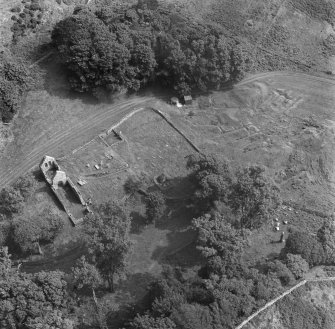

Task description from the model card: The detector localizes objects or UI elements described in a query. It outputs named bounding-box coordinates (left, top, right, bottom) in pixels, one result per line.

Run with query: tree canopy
left=282, top=231, right=326, bottom=266
left=83, top=202, right=132, bottom=292
left=52, top=3, right=247, bottom=98
left=0, top=186, right=24, bottom=217
left=186, top=153, right=232, bottom=211
left=192, top=212, right=245, bottom=276
left=187, top=154, right=281, bottom=233
left=229, top=165, right=282, bottom=232
left=0, top=247, right=75, bottom=328
left=13, top=209, right=64, bottom=254
left=0, top=53, right=30, bottom=122
left=71, top=255, right=102, bottom=292
left=145, top=191, right=166, bottom=224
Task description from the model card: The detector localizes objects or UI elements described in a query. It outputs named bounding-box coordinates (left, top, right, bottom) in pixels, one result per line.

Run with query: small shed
left=184, top=95, right=193, bottom=105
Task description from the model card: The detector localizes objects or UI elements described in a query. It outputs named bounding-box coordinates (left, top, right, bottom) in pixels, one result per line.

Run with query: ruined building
left=40, top=155, right=91, bottom=226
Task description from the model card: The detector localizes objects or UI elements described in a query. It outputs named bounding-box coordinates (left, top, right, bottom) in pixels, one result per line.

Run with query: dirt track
left=0, top=97, right=153, bottom=188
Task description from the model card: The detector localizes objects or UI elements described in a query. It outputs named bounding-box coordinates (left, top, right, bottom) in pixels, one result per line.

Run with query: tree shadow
left=106, top=272, right=157, bottom=329
left=31, top=168, right=44, bottom=182
left=40, top=52, right=172, bottom=106
left=267, top=252, right=280, bottom=261
left=137, top=81, right=178, bottom=102
left=39, top=54, right=99, bottom=105
left=21, top=242, right=86, bottom=274
left=146, top=176, right=204, bottom=268
left=34, top=183, right=65, bottom=213
left=161, top=176, right=196, bottom=200
left=151, top=225, right=204, bottom=268
left=130, top=211, right=147, bottom=234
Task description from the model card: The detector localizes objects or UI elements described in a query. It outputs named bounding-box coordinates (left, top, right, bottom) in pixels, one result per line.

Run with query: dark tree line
left=52, top=1, right=248, bottom=99
left=0, top=53, right=30, bottom=122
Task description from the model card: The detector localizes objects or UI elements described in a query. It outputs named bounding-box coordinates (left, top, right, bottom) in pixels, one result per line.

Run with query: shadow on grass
left=40, top=53, right=172, bottom=107
left=106, top=272, right=156, bottom=329
left=21, top=242, right=86, bottom=274
left=146, top=188, right=204, bottom=268
left=40, top=55, right=99, bottom=105
left=130, top=211, right=148, bottom=234
left=151, top=228, right=203, bottom=268
left=32, top=168, right=44, bottom=182
left=34, top=183, right=66, bottom=213
left=162, top=176, right=195, bottom=200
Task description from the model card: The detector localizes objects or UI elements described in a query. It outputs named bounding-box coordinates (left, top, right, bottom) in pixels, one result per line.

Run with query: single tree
left=124, top=176, right=144, bottom=195
left=83, top=202, right=132, bottom=292
left=13, top=173, right=36, bottom=200
left=13, top=217, right=43, bottom=254
left=284, top=253, right=309, bottom=279
left=228, top=165, right=281, bottom=235
left=0, top=186, right=24, bottom=217
left=192, top=212, right=245, bottom=276
left=186, top=153, right=232, bottom=210
left=71, top=255, right=102, bottom=294
left=145, top=191, right=166, bottom=224
left=283, top=231, right=325, bottom=266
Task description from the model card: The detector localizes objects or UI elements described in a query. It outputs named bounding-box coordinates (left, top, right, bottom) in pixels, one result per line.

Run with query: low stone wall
left=67, top=178, right=86, bottom=205
left=50, top=185, right=83, bottom=226
left=151, top=107, right=201, bottom=153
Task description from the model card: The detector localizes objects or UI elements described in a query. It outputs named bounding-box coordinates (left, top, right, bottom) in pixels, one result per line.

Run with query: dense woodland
left=51, top=1, right=248, bottom=99
left=0, top=0, right=248, bottom=123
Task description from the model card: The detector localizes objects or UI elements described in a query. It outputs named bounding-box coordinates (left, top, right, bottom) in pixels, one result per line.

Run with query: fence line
left=151, top=108, right=201, bottom=153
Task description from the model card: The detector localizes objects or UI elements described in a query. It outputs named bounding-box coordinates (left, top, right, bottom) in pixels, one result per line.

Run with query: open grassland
left=167, top=0, right=335, bottom=73
left=181, top=72, right=335, bottom=215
